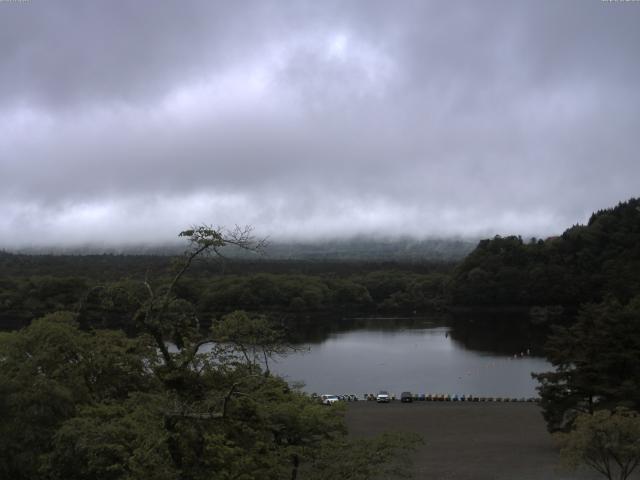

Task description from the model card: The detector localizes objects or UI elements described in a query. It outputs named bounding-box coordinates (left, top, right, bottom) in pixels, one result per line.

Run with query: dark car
left=400, top=391, right=413, bottom=403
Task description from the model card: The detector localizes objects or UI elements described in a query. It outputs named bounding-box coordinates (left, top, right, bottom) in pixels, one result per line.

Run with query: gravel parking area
left=345, top=401, right=607, bottom=480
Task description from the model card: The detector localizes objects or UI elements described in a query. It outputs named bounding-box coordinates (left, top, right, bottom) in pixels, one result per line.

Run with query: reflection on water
left=272, top=317, right=551, bottom=397
left=282, top=315, right=443, bottom=344
left=448, top=313, right=552, bottom=356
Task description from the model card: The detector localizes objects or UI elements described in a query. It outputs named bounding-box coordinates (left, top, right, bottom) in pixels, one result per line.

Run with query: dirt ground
left=345, top=401, right=611, bottom=480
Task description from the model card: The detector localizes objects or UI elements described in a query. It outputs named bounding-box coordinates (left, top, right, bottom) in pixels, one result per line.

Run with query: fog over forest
left=1, top=1, right=639, bottom=248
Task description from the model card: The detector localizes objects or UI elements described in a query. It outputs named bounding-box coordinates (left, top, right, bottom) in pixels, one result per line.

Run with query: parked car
left=320, top=394, right=339, bottom=405
left=376, top=390, right=390, bottom=403
left=400, top=391, right=413, bottom=403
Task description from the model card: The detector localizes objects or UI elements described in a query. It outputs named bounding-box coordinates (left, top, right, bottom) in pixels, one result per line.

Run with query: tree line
left=0, top=268, right=450, bottom=332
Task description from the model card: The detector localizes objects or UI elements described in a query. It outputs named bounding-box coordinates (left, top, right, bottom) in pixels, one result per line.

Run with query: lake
left=270, top=318, right=551, bottom=398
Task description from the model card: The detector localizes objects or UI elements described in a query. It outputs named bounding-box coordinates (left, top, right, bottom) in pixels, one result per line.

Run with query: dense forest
left=0, top=254, right=452, bottom=332
left=448, top=198, right=640, bottom=312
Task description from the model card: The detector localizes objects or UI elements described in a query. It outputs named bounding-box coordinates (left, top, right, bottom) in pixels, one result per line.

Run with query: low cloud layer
left=1, top=1, right=638, bottom=247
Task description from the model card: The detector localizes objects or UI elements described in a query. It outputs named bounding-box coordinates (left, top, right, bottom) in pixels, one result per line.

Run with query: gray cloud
left=1, top=0, right=639, bottom=247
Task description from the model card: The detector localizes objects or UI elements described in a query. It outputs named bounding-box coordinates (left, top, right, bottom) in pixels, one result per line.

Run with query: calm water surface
left=270, top=322, right=551, bottom=398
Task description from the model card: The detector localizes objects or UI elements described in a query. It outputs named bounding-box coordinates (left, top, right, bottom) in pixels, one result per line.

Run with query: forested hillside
left=10, top=237, right=476, bottom=262
left=448, top=198, right=640, bottom=311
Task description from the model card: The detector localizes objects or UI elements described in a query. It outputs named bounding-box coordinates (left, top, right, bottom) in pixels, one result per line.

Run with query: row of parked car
left=316, top=391, right=393, bottom=405
left=316, top=392, right=540, bottom=405
left=316, top=394, right=359, bottom=405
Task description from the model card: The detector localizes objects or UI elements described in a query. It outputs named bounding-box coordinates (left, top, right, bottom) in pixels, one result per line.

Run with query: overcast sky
left=1, top=0, right=638, bottom=247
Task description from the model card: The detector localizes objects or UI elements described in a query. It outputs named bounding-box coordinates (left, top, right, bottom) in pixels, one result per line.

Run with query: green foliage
left=448, top=198, right=640, bottom=309
left=0, top=268, right=451, bottom=332
left=0, top=311, right=368, bottom=479
left=533, top=298, right=640, bottom=432
left=0, top=276, right=89, bottom=329
left=43, top=396, right=176, bottom=480
left=179, top=226, right=224, bottom=249
left=555, top=408, right=640, bottom=480
left=0, top=312, right=157, bottom=480
left=0, top=226, right=420, bottom=479
left=211, top=311, right=289, bottom=372
left=195, top=271, right=447, bottom=318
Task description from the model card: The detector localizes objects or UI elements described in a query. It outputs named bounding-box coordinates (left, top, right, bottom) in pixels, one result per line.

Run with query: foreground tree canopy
left=533, top=297, right=640, bottom=433
left=0, top=226, right=419, bottom=479
left=555, top=408, right=640, bottom=480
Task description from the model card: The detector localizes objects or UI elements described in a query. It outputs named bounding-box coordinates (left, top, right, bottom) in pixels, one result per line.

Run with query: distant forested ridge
left=448, top=198, right=640, bottom=313
left=0, top=252, right=453, bottom=331
left=255, top=237, right=476, bottom=261
left=8, top=237, right=476, bottom=262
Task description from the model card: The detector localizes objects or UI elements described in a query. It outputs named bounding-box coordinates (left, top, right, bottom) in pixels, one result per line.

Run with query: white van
left=320, top=394, right=340, bottom=405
